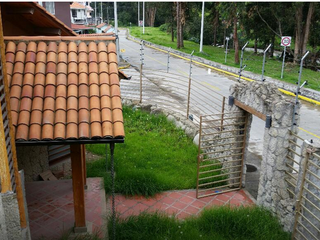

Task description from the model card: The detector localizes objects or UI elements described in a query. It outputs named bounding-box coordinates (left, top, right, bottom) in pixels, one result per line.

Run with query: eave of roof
left=0, top=2, right=77, bottom=36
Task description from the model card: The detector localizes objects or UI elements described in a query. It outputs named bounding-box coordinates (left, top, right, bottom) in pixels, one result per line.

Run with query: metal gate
left=291, top=146, right=320, bottom=240
left=196, top=111, right=248, bottom=198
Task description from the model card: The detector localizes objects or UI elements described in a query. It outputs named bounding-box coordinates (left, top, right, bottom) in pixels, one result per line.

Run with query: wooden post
left=0, top=6, right=27, bottom=228
left=0, top=108, right=11, bottom=193
left=70, top=144, right=87, bottom=232
left=81, top=144, right=87, bottom=188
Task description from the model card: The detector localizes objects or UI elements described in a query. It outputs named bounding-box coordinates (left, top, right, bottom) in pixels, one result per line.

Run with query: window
left=72, top=9, right=77, bottom=18
left=45, top=2, right=55, bottom=15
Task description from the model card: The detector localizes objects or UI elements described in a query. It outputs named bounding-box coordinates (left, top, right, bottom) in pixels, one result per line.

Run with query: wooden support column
left=81, top=144, right=87, bottom=188
left=0, top=6, right=27, bottom=228
left=70, top=144, right=87, bottom=232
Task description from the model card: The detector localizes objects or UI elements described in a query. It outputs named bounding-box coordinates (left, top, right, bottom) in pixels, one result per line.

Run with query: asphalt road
left=118, top=29, right=320, bottom=155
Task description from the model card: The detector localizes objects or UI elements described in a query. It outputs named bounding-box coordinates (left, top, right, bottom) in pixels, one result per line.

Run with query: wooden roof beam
left=35, top=27, right=61, bottom=36
left=7, top=8, right=34, bottom=15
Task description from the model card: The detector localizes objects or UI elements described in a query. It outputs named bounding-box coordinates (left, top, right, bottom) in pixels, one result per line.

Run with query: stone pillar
left=229, top=81, right=299, bottom=232
left=257, top=100, right=297, bottom=232
left=1, top=192, right=22, bottom=239
left=0, top=193, right=9, bottom=240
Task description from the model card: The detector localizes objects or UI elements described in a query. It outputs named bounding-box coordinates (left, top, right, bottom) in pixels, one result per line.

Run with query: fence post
left=281, top=46, right=286, bottom=79
left=261, top=44, right=272, bottom=82
left=220, top=96, right=225, bottom=131
left=167, top=47, right=171, bottom=73
left=186, top=50, right=194, bottom=119
left=139, top=40, right=144, bottom=103
left=225, top=37, right=229, bottom=63
left=291, top=51, right=309, bottom=130
left=238, top=41, right=248, bottom=82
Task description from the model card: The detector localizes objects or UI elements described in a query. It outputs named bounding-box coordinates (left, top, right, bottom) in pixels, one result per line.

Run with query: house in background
left=39, top=1, right=72, bottom=28
left=70, top=1, right=93, bottom=25
left=96, top=22, right=108, bottom=33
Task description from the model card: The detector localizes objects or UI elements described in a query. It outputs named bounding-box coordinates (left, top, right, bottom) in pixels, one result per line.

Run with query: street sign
left=281, top=36, right=291, bottom=47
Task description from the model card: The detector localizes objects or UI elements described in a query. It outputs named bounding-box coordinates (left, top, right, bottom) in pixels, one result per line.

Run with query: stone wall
left=0, top=192, right=22, bottom=239
left=16, top=146, right=49, bottom=182
left=230, top=81, right=299, bottom=231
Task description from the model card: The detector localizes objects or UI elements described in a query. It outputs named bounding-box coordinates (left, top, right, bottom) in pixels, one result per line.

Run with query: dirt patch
left=85, top=150, right=101, bottom=162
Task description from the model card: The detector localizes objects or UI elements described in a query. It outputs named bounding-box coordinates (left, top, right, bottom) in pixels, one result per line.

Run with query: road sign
left=281, top=36, right=291, bottom=47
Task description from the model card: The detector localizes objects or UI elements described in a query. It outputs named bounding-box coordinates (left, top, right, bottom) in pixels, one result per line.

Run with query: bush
left=159, top=23, right=170, bottom=32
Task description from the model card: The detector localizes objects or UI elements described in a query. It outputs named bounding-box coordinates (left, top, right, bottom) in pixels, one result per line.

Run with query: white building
left=70, top=2, right=93, bottom=25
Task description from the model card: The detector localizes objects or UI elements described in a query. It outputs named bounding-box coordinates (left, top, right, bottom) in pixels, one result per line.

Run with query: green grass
left=129, top=26, right=320, bottom=92
left=86, top=106, right=199, bottom=197
left=110, top=206, right=290, bottom=240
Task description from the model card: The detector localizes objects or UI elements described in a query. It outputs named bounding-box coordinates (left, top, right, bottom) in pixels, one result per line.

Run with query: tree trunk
left=176, top=2, right=181, bottom=49
left=171, top=24, right=174, bottom=42
left=233, top=16, right=239, bottom=64
left=213, top=12, right=219, bottom=46
left=254, top=37, right=258, bottom=54
left=302, top=3, right=314, bottom=54
left=294, top=3, right=314, bottom=63
left=270, top=34, right=275, bottom=58
left=294, top=5, right=303, bottom=63
left=147, top=7, right=157, bottom=27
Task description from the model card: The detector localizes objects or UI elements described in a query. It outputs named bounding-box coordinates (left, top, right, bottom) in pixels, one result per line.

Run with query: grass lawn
left=129, top=26, right=320, bottom=92
left=86, top=106, right=199, bottom=197
left=110, top=206, right=290, bottom=240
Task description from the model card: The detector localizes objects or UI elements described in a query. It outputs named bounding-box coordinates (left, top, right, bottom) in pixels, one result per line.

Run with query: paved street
left=118, top=29, right=320, bottom=155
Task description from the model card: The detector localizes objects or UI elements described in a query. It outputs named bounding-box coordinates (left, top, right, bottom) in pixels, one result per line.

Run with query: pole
left=101, top=1, right=103, bottom=22
left=238, top=41, right=249, bottom=82
left=186, top=50, right=194, bottom=119
left=199, top=1, right=205, bottom=52
left=107, top=6, right=109, bottom=25
left=167, top=47, right=171, bottom=73
left=291, top=51, right=309, bottom=130
left=225, top=37, right=229, bottom=63
left=261, top=44, right=272, bottom=82
left=114, top=2, right=119, bottom=63
left=110, top=143, right=116, bottom=240
left=138, top=2, right=140, bottom=26
left=140, top=40, right=144, bottom=103
left=95, top=2, right=97, bottom=25
left=281, top=46, right=286, bottom=79
left=143, top=1, right=145, bottom=34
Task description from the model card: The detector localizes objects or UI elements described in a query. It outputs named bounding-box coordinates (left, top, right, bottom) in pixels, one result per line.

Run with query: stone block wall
left=0, top=192, right=22, bottom=239
left=16, top=146, right=49, bottom=182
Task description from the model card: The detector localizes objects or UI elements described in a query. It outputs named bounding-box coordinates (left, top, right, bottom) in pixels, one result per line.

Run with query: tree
left=146, top=3, right=157, bottom=27
left=176, top=2, right=186, bottom=49
left=294, top=3, right=315, bottom=63
left=219, top=3, right=245, bottom=64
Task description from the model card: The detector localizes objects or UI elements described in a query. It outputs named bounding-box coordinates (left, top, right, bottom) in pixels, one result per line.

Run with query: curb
left=126, top=33, right=320, bottom=106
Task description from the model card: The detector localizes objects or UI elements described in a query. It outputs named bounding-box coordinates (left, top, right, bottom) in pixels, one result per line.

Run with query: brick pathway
left=25, top=178, right=107, bottom=240
left=111, top=189, right=255, bottom=220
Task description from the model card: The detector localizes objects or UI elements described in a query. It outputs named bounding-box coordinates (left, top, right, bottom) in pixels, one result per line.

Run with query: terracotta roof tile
left=5, top=40, right=125, bottom=143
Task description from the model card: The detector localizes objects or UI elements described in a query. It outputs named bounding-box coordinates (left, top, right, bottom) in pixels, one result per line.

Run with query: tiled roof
left=70, top=2, right=86, bottom=9
left=96, top=23, right=107, bottom=29
left=5, top=38, right=125, bottom=144
left=71, top=24, right=93, bottom=30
